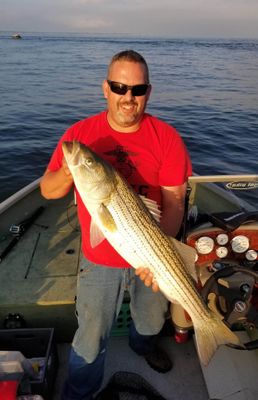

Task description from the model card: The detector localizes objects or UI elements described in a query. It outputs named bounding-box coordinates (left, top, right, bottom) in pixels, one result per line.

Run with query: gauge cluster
left=187, top=226, right=258, bottom=266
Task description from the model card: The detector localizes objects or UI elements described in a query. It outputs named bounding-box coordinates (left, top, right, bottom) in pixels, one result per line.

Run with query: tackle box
left=0, top=328, right=58, bottom=399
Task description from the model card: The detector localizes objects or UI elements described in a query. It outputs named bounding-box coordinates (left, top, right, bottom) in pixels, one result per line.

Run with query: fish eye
left=85, top=157, right=94, bottom=166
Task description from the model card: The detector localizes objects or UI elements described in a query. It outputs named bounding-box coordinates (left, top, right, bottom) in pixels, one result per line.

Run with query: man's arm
left=40, top=158, right=74, bottom=200
left=160, top=183, right=187, bottom=236
left=135, top=182, right=187, bottom=291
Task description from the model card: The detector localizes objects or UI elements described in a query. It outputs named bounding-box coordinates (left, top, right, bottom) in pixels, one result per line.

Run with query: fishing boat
left=0, top=174, right=258, bottom=400
left=11, top=34, right=22, bottom=39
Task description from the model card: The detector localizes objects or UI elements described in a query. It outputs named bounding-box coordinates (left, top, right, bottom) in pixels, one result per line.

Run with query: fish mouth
left=62, top=141, right=81, bottom=165
left=63, top=141, right=74, bottom=154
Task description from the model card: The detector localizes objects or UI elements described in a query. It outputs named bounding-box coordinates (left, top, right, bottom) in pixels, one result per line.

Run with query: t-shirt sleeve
left=47, top=126, right=75, bottom=171
left=158, top=128, right=192, bottom=186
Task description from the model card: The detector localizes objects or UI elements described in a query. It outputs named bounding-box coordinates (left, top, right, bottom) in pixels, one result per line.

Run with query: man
left=40, top=50, right=192, bottom=400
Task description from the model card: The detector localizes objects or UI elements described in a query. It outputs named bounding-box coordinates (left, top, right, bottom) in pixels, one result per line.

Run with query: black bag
left=95, top=371, right=168, bottom=400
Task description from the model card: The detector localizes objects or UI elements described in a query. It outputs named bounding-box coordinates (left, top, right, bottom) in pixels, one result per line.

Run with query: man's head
left=107, top=50, right=150, bottom=83
left=103, top=50, right=152, bottom=133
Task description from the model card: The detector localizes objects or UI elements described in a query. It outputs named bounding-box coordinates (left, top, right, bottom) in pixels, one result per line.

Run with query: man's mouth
left=120, top=102, right=137, bottom=112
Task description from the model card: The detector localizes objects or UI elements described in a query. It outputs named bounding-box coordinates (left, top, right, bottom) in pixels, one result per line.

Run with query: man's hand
left=135, top=267, right=160, bottom=292
left=40, top=158, right=74, bottom=200
left=62, top=157, right=73, bottom=178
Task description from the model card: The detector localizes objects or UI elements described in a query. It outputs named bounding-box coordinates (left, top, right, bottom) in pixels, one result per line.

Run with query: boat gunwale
left=1, top=174, right=257, bottom=215
left=0, top=178, right=41, bottom=215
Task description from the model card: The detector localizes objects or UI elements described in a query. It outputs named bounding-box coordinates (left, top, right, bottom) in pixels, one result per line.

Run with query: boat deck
left=1, top=178, right=258, bottom=399
left=0, top=190, right=79, bottom=340
left=53, top=336, right=209, bottom=400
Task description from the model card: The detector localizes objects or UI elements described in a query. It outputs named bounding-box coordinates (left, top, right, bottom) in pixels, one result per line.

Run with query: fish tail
left=194, top=312, right=241, bottom=366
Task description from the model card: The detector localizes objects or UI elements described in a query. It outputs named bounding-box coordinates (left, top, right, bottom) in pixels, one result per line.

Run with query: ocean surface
left=0, top=32, right=258, bottom=205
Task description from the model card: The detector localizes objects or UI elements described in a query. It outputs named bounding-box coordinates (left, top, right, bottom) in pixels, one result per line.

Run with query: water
left=0, top=32, right=258, bottom=204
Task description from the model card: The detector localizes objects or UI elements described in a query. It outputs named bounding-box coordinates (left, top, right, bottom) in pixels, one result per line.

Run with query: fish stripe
left=107, top=175, right=211, bottom=323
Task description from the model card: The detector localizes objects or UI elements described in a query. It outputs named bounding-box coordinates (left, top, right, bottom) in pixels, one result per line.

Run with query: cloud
left=0, top=0, right=258, bottom=38
left=54, top=15, right=113, bottom=31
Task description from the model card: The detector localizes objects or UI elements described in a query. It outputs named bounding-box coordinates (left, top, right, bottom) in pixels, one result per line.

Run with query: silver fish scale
left=107, top=173, right=211, bottom=324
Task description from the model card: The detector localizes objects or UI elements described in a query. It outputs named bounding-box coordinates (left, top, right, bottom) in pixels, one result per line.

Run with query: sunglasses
left=107, top=80, right=149, bottom=97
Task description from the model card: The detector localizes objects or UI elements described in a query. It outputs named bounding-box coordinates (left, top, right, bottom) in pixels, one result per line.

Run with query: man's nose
left=123, top=89, right=134, bottom=100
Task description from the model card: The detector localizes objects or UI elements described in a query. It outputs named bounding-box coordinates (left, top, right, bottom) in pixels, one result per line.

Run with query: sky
left=1, top=0, right=258, bottom=39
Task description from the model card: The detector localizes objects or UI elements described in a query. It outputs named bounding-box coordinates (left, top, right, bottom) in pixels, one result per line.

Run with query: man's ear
left=146, top=84, right=152, bottom=101
left=102, top=79, right=109, bottom=99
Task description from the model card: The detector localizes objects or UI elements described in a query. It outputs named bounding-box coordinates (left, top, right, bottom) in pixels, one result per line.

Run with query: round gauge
left=246, top=249, right=258, bottom=261
left=216, top=233, right=229, bottom=246
left=216, top=246, right=228, bottom=259
left=231, top=235, right=249, bottom=253
left=195, top=236, right=214, bottom=255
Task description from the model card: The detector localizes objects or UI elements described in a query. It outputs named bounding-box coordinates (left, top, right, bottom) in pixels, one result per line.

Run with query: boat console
left=179, top=175, right=258, bottom=399
left=184, top=175, right=258, bottom=340
left=183, top=175, right=258, bottom=400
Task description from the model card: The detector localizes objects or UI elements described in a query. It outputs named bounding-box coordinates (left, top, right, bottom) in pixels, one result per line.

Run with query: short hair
left=108, top=50, right=150, bottom=83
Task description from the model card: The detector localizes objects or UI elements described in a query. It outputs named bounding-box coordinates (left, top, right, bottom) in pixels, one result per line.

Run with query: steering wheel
left=201, top=265, right=258, bottom=350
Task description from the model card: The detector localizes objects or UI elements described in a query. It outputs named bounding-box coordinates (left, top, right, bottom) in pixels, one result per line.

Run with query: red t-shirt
left=48, top=111, right=192, bottom=267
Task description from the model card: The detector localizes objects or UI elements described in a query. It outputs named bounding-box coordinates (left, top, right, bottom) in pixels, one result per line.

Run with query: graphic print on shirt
left=104, top=145, right=137, bottom=179
left=104, top=145, right=149, bottom=197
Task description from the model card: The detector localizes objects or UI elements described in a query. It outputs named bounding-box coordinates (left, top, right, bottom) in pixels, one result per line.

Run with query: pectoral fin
left=89, top=204, right=117, bottom=248
left=170, top=237, right=198, bottom=282
left=97, top=203, right=117, bottom=231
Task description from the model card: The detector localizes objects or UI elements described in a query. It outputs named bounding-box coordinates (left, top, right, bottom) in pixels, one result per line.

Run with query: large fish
left=62, top=140, right=241, bottom=365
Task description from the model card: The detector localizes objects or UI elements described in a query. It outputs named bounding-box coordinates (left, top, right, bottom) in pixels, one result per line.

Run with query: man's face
left=103, top=60, right=151, bottom=132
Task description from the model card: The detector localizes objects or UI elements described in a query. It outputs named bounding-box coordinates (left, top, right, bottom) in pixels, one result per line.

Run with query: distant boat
left=11, top=33, right=22, bottom=39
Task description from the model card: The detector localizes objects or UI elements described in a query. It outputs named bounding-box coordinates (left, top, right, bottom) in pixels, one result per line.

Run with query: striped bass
left=62, top=140, right=241, bottom=365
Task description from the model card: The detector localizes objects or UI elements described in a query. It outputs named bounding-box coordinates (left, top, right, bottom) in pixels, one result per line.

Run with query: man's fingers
left=135, top=267, right=149, bottom=275
left=135, top=268, right=152, bottom=281
left=135, top=268, right=160, bottom=292
left=152, top=281, right=160, bottom=292
left=62, top=158, right=72, bottom=177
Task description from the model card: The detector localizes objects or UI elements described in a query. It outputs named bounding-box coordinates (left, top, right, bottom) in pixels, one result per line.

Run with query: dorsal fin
left=139, top=195, right=161, bottom=223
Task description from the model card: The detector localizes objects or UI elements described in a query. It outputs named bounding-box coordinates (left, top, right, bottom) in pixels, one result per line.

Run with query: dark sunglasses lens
left=109, top=81, right=148, bottom=96
left=110, top=82, right=127, bottom=95
left=131, top=85, right=148, bottom=96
